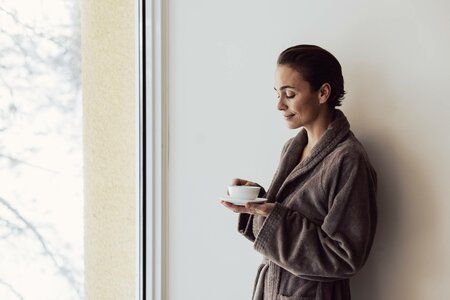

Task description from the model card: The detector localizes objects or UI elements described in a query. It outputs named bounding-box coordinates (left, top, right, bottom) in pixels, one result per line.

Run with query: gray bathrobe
left=238, top=109, right=377, bottom=300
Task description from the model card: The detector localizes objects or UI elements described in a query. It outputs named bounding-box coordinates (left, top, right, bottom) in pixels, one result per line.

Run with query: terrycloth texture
left=238, top=109, right=377, bottom=300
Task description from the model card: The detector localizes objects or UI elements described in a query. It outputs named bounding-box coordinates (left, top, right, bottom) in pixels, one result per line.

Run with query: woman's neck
left=303, top=108, right=335, bottom=150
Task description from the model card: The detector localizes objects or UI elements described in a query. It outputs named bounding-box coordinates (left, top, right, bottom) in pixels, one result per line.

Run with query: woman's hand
left=221, top=201, right=275, bottom=217
left=227, top=178, right=258, bottom=192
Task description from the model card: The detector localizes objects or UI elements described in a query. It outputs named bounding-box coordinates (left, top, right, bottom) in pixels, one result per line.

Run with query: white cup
left=227, top=185, right=260, bottom=200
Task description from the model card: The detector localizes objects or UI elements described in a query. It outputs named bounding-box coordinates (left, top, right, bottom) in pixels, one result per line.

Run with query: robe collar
left=266, top=109, right=351, bottom=202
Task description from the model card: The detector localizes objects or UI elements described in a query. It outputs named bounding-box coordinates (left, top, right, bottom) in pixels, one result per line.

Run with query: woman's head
left=277, top=45, right=345, bottom=109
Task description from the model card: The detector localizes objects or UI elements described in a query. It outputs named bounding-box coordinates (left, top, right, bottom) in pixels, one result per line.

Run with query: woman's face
left=274, top=64, right=325, bottom=129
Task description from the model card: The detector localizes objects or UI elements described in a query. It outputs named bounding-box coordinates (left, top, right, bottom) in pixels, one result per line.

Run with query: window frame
left=139, top=0, right=168, bottom=299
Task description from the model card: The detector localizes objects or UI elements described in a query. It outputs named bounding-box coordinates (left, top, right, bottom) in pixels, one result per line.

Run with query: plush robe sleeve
left=237, top=138, right=294, bottom=242
left=253, top=153, right=377, bottom=281
left=237, top=185, right=266, bottom=242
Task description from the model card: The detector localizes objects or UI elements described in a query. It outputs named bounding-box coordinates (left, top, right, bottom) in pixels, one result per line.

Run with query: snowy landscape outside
left=0, top=0, right=83, bottom=299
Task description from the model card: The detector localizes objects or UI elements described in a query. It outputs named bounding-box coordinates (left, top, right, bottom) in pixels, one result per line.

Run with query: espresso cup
left=227, top=185, right=260, bottom=200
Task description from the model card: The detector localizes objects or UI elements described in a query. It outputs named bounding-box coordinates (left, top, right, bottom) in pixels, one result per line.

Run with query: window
left=0, top=0, right=83, bottom=299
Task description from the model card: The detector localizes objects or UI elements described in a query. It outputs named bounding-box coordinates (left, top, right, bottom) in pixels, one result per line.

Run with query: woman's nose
left=277, top=98, right=287, bottom=111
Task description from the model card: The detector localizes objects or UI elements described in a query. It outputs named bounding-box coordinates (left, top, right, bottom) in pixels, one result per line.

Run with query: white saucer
left=220, top=195, right=267, bottom=206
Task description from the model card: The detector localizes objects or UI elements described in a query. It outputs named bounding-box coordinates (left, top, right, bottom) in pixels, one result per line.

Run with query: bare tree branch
left=0, top=153, right=59, bottom=174
left=0, top=217, right=26, bottom=239
left=0, top=7, right=69, bottom=50
left=0, top=196, right=82, bottom=298
left=0, top=278, right=24, bottom=300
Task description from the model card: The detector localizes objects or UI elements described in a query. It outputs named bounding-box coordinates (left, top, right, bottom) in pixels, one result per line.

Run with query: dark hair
left=277, top=44, right=345, bottom=108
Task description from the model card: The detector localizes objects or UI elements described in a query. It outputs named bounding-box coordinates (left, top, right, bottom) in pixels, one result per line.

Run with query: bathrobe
left=238, top=109, right=377, bottom=300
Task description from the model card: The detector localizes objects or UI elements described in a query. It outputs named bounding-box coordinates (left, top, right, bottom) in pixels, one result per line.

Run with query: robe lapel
left=265, top=129, right=308, bottom=202
left=268, top=109, right=351, bottom=202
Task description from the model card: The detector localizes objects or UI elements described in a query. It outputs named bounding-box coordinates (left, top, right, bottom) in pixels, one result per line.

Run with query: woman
left=221, top=45, right=377, bottom=300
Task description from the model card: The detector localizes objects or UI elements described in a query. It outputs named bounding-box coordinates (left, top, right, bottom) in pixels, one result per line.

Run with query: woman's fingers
left=221, top=201, right=275, bottom=217
left=230, top=178, right=246, bottom=186
left=221, top=201, right=250, bottom=213
left=245, top=203, right=275, bottom=217
left=230, top=178, right=256, bottom=186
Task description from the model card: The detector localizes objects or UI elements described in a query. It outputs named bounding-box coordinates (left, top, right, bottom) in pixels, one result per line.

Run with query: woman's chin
left=286, top=122, right=301, bottom=129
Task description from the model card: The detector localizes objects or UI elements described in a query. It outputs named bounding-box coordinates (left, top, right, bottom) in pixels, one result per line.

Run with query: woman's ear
left=318, top=83, right=331, bottom=104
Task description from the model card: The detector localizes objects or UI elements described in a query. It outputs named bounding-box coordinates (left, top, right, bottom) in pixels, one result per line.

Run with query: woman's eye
left=286, top=93, right=295, bottom=99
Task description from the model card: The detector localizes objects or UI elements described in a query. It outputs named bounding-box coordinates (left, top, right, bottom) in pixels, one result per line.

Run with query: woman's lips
left=284, top=114, right=295, bottom=120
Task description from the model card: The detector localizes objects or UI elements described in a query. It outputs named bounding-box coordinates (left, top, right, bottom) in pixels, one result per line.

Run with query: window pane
left=0, top=0, right=83, bottom=299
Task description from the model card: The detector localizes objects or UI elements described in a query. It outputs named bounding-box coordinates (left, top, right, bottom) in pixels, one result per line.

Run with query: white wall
left=168, top=1, right=450, bottom=299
